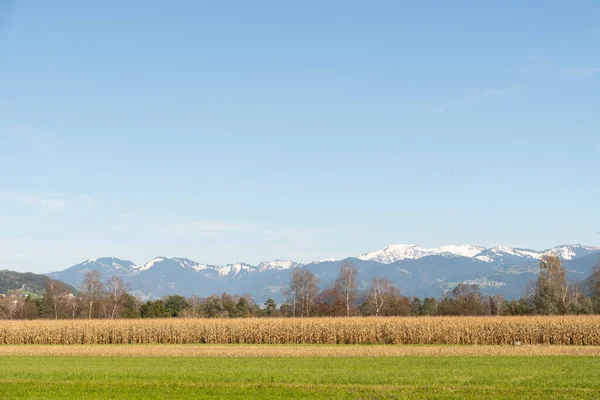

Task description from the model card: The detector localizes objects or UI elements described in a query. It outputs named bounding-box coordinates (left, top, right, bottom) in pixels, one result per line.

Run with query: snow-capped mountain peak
left=487, top=246, right=541, bottom=259
left=127, top=257, right=296, bottom=276
left=134, top=257, right=213, bottom=273
left=257, top=260, right=298, bottom=271
left=214, top=263, right=255, bottom=277
left=139, top=257, right=165, bottom=271
left=357, top=244, right=424, bottom=263
left=172, top=258, right=210, bottom=272
left=357, top=244, right=485, bottom=264
left=545, top=245, right=600, bottom=260
left=357, top=243, right=600, bottom=264
left=436, top=245, right=485, bottom=258
left=82, top=257, right=140, bottom=271
left=310, top=257, right=341, bottom=264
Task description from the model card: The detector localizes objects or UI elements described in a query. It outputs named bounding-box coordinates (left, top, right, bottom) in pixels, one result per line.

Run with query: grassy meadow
left=1, top=355, right=600, bottom=399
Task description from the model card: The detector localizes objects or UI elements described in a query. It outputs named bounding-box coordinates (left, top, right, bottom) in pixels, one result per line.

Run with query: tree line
left=1, top=255, right=600, bottom=319
left=281, top=256, right=600, bottom=317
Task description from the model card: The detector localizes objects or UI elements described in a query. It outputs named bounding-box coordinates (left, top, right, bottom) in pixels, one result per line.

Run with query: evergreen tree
left=164, top=295, right=189, bottom=317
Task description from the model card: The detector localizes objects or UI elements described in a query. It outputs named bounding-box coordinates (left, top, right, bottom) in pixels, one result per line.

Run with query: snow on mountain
left=485, top=245, right=600, bottom=262
left=357, top=244, right=600, bottom=264
left=545, top=245, right=600, bottom=260
left=111, top=260, right=138, bottom=270
left=357, top=244, right=425, bottom=263
left=490, top=247, right=520, bottom=257
left=139, top=257, right=164, bottom=272
left=357, top=244, right=486, bottom=264
left=214, top=263, right=255, bottom=277
left=190, top=263, right=209, bottom=272
left=82, top=257, right=140, bottom=271
left=487, top=247, right=542, bottom=260
left=257, top=260, right=298, bottom=271
left=132, top=257, right=299, bottom=276
left=437, top=245, right=485, bottom=258
left=548, top=246, right=577, bottom=260
left=513, top=249, right=542, bottom=259
left=310, top=257, right=341, bottom=263
left=170, top=258, right=211, bottom=272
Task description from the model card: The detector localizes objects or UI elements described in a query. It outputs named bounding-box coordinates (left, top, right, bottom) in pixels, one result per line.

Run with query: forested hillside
left=0, top=270, right=74, bottom=296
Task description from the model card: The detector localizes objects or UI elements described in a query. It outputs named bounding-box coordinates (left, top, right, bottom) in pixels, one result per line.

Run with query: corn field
left=1, top=316, right=600, bottom=345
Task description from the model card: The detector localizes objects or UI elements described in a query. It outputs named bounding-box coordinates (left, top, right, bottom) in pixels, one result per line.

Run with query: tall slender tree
left=106, top=276, right=129, bottom=319
left=79, top=270, right=104, bottom=319
left=534, top=255, right=569, bottom=315
left=42, top=279, right=70, bottom=319
left=334, top=263, right=359, bottom=317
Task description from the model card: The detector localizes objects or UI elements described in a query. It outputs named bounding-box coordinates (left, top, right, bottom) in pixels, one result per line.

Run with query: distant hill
left=0, top=270, right=75, bottom=297
left=47, top=244, right=600, bottom=302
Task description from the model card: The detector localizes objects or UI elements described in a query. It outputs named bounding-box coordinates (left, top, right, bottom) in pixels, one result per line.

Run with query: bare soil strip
left=1, top=345, right=600, bottom=357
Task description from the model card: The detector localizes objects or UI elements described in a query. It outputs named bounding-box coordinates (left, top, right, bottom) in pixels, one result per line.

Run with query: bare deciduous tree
left=485, top=294, right=505, bottom=316
left=183, top=295, right=204, bottom=317
left=367, top=277, right=394, bottom=316
left=286, top=268, right=319, bottom=317
left=43, top=279, right=70, bottom=319
left=79, top=270, right=104, bottom=319
left=2, top=291, right=24, bottom=320
left=439, top=283, right=485, bottom=316
left=299, top=269, right=319, bottom=317
left=284, top=274, right=299, bottom=317
left=335, top=263, right=359, bottom=317
left=534, top=255, right=570, bottom=315
left=65, top=294, right=80, bottom=319
left=106, top=276, right=129, bottom=319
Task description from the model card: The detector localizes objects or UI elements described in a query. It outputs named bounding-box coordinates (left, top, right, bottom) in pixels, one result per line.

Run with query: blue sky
left=1, top=1, right=599, bottom=273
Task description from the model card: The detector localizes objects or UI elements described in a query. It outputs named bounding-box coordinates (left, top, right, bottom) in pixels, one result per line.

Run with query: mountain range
left=47, top=244, right=600, bottom=303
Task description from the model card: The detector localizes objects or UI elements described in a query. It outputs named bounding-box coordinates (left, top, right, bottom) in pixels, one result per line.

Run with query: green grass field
left=1, top=355, right=600, bottom=399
